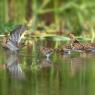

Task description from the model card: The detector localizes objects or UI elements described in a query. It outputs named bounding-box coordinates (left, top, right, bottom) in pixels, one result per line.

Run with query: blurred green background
left=0, top=0, right=95, bottom=41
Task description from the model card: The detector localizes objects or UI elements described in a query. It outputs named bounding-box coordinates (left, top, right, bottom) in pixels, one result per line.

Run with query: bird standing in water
left=69, top=34, right=95, bottom=53
left=69, top=34, right=84, bottom=52
left=40, top=47, right=53, bottom=59
left=2, top=25, right=28, bottom=52
left=55, top=44, right=71, bottom=55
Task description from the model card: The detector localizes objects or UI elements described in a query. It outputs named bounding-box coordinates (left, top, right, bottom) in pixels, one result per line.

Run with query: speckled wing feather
left=4, top=25, right=28, bottom=51
left=9, top=25, right=27, bottom=45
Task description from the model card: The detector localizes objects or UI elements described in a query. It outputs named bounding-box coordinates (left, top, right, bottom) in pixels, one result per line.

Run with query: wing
left=9, top=25, right=27, bottom=45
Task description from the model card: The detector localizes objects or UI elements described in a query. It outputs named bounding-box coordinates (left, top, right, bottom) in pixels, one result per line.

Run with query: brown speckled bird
left=54, top=44, right=71, bottom=55
left=69, top=34, right=95, bottom=53
left=69, top=34, right=84, bottom=52
left=40, top=47, right=53, bottom=58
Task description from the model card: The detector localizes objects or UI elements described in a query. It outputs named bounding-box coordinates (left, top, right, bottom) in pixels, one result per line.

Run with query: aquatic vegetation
left=0, top=0, right=95, bottom=41
left=0, top=1, right=95, bottom=95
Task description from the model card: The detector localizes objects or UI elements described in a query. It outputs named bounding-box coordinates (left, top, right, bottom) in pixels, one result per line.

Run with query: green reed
left=0, top=0, right=95, bottom=41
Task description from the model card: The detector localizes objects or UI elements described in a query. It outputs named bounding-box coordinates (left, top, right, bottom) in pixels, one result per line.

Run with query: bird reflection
left=39, top=57, right=52, bottom=68
left=5, top=52, right=25, bottom=80
left=70, top=57, right=85, bottom=77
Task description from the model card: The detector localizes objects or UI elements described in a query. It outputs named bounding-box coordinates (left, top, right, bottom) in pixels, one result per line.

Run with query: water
left=0, top=47, right=95, bottom=95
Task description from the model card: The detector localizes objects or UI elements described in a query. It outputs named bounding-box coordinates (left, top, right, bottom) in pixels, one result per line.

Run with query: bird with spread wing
left=2, top=25, right=28, bottom=52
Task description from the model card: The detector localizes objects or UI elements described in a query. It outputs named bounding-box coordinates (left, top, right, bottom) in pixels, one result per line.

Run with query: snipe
left=55, top=44, right=71, bottom=55
left=2, top=25, right=28, bottom=52
left=83, top=43, right=95, bottom=53
left=69, top=34, right=84, bottom=52
left=69, top=34, right=95, bottom=53
left=40, top=47, right=53, bottom=58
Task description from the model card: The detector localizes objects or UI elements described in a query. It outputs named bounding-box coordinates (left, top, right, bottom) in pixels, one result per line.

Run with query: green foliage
left=0, top=0, right=95, bottom=40
left=0, top=23, right=17, bottom=33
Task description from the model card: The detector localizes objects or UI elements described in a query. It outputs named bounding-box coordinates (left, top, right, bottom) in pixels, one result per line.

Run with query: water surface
left=0, top=46, right=95, bottom=95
